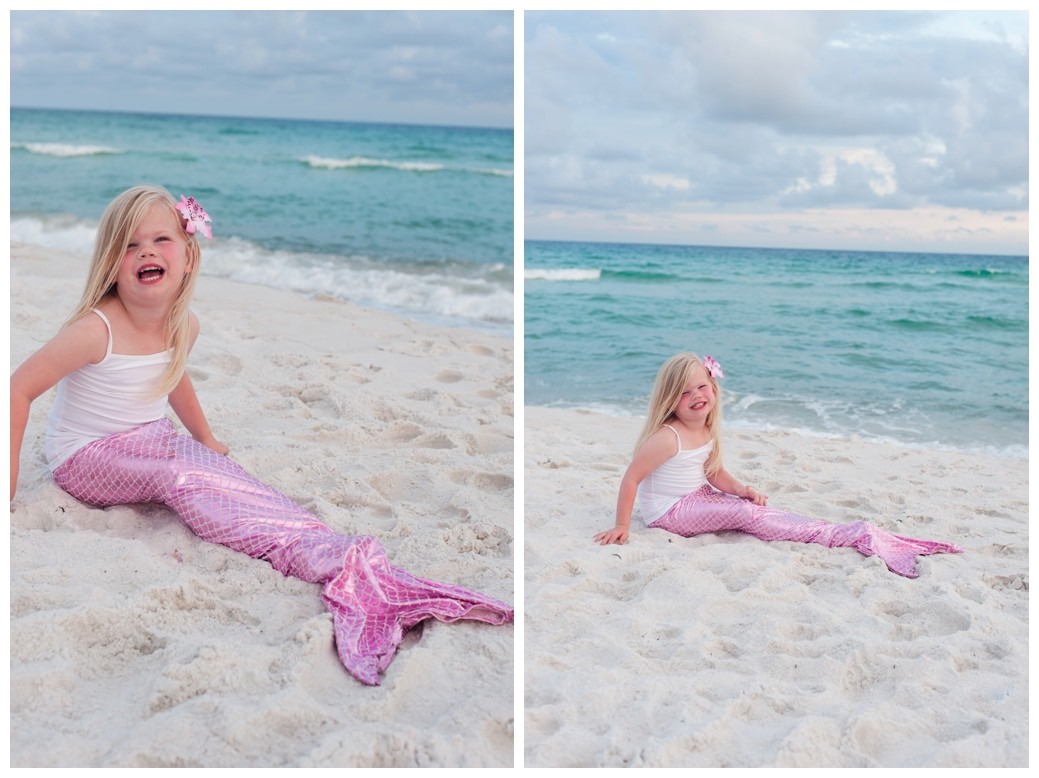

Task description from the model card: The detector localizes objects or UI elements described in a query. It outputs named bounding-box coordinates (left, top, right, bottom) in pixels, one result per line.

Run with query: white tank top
left=45, top=309, right=171, bottom=471
left=636, top=425, right=712, bottom=525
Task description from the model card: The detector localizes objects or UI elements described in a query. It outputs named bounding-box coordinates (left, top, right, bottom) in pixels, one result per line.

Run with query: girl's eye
left=126, top=243, right=137, bottom=249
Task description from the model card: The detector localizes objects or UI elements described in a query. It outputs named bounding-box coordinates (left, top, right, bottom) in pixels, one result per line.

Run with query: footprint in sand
left=342, top=367, right=373, bottom=385
left=472, top=432, right=512, bottom=455
left=383, top=421, right=423, bottom=443
left=434, top=369, right=463, bottom=383
left=298, top=386, right=340, bottom=418
left=212, top=353, right=243, bottom=375
left=602, top=545, right=654, bottom=566
left=327, top=491, right=395, bottom=519
left=982, top=573, right=1028, bottom=592
left=404, top=388, right=437, bottom=401
left=636, top=626, right=683, bottom=660
left=271, top=352, right=310, bottom=369
left=415, top=432, right=456, bottom=450
left=778, top=622, right=826, bottom=641
left=875, top=599, right=971, bottom=638
left=704, top=637, right=743, bottom=659
left=472, top=472, right=513, bottom=491
left=146, top=646, right=241, bottom=715
left=441, top=523, right=511, bottom=556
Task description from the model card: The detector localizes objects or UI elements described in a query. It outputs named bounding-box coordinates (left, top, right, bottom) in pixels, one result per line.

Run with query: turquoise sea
left=525, top=240, right=1028, bottom=458
left=10, top=107, right=513, bottom=331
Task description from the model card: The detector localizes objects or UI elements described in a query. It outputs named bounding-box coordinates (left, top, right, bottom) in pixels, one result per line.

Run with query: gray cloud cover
left=525, top=10, right=1027, bottom=253
left=10, top=10, right=513, bottom=128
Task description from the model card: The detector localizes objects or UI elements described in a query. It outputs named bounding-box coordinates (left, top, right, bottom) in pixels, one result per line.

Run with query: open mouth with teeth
left=137, top=264, right=166, bottom=283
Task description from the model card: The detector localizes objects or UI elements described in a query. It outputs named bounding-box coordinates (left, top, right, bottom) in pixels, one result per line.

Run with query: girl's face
left=671, top=365, right=715, bottom=424
left=116, top=204, right=192, bottom=304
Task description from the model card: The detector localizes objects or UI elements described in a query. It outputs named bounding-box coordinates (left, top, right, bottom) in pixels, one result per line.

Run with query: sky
left=525, top=10, right=1029, bottom=255
left=8, top=10, right=514, bottom=129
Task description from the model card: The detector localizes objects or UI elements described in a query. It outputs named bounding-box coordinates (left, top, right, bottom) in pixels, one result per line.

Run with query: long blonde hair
left=634, top=352, right=724, bottom=476
left=67, top=185, right=201, bottom=396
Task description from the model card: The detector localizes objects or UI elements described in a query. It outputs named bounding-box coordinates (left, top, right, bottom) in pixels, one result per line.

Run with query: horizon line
left=10, top=104, right=514, bottom=134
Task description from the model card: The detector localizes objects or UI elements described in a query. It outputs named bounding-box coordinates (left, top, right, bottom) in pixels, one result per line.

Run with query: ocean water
left=525, top=240, right=1028, bottom=458
left=10, top=107, right=513, bottom=331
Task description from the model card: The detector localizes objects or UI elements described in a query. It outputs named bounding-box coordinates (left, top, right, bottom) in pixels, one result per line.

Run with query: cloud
left=9, top=10, right=513, bottom=128
left=642, top=174, right=691, bottom=191
left=524, top=10, right=1027, bottom=253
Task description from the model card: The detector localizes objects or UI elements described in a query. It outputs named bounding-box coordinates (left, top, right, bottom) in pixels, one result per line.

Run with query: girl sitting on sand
left=593, top=352, right=961, bottom=578
left=9, top=185, right=512, bottom=685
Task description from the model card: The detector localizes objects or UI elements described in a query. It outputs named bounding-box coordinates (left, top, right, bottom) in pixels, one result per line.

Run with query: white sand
left=524, top=405, right=1027, bottom=767
left=9, top=242, right=515, bottom=768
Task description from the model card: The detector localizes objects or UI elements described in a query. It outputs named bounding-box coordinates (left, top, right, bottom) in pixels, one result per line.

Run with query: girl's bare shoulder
left=646, top=424, right=677, bottom=444
left=639, top=425, right=681, bottom=459
left=12, top=310, right=108, bottom=389
left=62, top=309, right=110, bottom=363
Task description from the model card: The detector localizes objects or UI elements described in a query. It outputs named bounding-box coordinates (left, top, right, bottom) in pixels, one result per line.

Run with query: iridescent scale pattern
left=53, top=419, right=513, bottom=685
left=648, top=484, right=962, bottom=578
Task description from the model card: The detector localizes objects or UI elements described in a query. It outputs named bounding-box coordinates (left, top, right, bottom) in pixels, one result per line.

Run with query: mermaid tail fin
left=795, top=519, right=964, bottom=579
left=322, top=535, right=513, bottom=685
left=870, top=531, right=964, bottom=578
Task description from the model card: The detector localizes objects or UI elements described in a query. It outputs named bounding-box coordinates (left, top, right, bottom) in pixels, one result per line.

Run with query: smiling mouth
left=137, top=265, right=165, bottom=283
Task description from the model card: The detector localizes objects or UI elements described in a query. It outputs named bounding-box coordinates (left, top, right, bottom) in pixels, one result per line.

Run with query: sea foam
left=525, top=268, right=601, bottom=281
left=204, top=237, right=513, bottom=329
left=304, top=155, right=445, bottom=172
left=12, top=142, right=122, bottom=157
left=11, top=217, right=512, bottom=330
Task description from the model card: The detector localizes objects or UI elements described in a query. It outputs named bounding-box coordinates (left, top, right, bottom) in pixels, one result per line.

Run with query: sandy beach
left=9, top=242, right=515, bottom=768
left=524, top=405, right=1028, bottom=767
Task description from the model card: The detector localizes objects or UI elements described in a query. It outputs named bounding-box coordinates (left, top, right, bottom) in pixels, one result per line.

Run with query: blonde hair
left=634, top=352, right=724, bottom=476
left=67, top=185, right=201, bottom=396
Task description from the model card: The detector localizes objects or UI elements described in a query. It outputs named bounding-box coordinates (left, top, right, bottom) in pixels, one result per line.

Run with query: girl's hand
left=742, top=486, right=767, bottom=506
left=594, top=525, right=629, bottom=545
left=197, top=435, right=229, bottom=456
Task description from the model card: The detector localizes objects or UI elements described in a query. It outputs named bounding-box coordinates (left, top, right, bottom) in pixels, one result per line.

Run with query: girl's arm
left=707, top=467, right=767, bottom=506
left=594, top=428, right=676, bottom=545
left=10, top=315, right=108, bottom=499
left=167, top=313, right=228, bottom=455
left=168, top=372, right=229, bottom=455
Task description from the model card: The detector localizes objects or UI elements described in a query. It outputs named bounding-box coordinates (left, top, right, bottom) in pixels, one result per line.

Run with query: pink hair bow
left=703, top=355, right=724, bottom=378
left=175, top=195, right=213, bottom=239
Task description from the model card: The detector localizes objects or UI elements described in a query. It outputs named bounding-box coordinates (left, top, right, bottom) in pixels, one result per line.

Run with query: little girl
left=10, top=185, right=512, bottom=685
left=594, top=352, right=962, bottom=578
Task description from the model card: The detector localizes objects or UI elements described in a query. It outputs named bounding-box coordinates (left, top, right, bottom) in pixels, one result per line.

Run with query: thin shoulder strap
left=90, top=308, right=114, bottom=361
left=662, top=424, right=682, bottom=453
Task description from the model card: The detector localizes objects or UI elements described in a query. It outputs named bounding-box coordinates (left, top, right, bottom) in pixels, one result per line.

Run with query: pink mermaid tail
left=649, top=484, right=962, bottom=578
left=52, top=419, right=513, bottom=685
